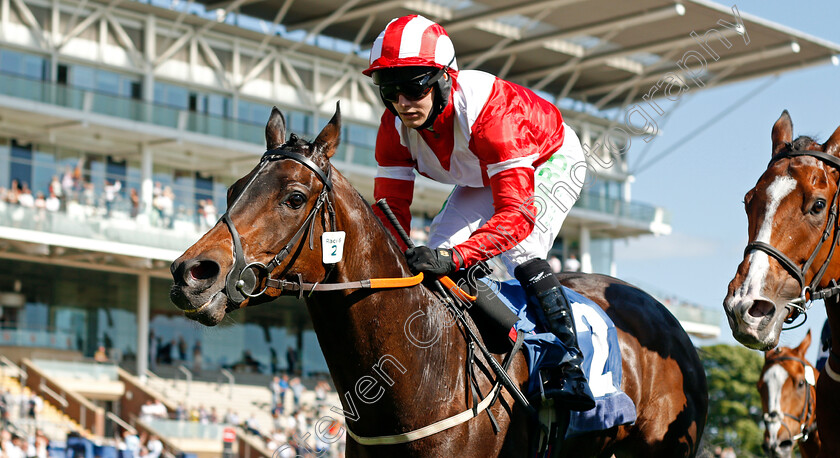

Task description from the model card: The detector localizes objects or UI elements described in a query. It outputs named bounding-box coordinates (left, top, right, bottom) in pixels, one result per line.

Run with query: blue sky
left=613, top=0, right=840, bottom=362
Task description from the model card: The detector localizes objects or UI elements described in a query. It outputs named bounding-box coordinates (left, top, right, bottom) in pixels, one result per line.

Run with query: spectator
left=145, top=435, right=163, bottom=458
left=245, top=414, right=261, bottom=436
left=160, top=186, right=175, bottom=228
left=94, top=345, right=109, bottom=363
left=140, top=400, right=155, bottom=423
left=103, top=179, right=121, bottom=216
left=123, top=430, right=141, bottom=457
left=175, top=402, right=186, bottom=421
left=61, top=166, right=75, bottom=203
left=564, top=253, right=581, bottom=272
left=49, top=175, right=62, bottom=203
left=314, top=380, right=330, bottom=404
left=192, top=340, right=202, bottom=374
left=209, top=406, right=218, bottom=424
left=286, top=346, right=298, bottom=375
left=33, top=429, right=48, bottom=458
left=203, top=199, right=216, bottom=229
left=17, top=183, right=34, bottom=208
left=289, top=378, right=304, bottom=409
left=45, top=190, right=60, bottom=212
left=177, top=336, right=187, bottom=362
left=271, top=376, right=282, bottom=407
left=224, top=409, right=239, bottom=426
left=129, top=188, right=140, bottom=218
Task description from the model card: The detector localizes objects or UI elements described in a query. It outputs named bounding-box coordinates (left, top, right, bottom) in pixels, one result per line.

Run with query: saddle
left=446, top=265, right=636, bottom=452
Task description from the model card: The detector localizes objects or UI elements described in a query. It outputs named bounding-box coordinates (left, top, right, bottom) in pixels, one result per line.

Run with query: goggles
left=374, top=56, right=455, bottom=103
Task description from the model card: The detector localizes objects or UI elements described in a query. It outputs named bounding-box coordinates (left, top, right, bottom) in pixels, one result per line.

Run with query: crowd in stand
left=0, top=166, right=217, bottom=232
left=0, top=387, right=48, bottom=458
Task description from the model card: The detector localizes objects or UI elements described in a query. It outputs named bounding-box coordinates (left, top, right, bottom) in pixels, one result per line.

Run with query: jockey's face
left=391, top=87, right=435, bottom=129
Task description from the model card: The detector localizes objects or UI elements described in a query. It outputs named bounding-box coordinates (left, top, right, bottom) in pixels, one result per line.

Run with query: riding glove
left=405, top=246, right=458, bottom=276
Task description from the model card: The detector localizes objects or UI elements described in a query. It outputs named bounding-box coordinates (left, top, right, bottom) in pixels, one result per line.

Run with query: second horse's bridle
left=222, top=140, right=335, bottom=304
left=744, top=148, right=840, bottom=325
left=762, top=355, right=817, bottom=444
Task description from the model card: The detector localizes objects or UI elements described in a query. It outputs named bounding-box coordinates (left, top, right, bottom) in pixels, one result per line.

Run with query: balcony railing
left=577, top=192, right=671, bottom=225
left=0, top=201, right=200, bottom=254
left=0, top=72, right=265, bottom=145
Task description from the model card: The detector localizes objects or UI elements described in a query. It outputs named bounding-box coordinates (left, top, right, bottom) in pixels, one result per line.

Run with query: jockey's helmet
left=364, top=15, right=458, bottom=129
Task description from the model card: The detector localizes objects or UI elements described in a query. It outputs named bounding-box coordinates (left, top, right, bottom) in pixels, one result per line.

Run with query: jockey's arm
left=450, top=167, right=536, bottom=269
left=372, top=117, right=415, bottom=250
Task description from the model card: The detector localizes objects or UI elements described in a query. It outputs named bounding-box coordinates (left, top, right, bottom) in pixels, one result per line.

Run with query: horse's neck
left=305, top=172, right=467, bottom=429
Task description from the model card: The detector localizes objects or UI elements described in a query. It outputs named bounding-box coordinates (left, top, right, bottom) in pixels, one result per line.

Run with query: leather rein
left=762, top=355, right=817, bottom=443
left=743, top=148, right=840, bottom=327
left=221, top=143, right=422, bottom=305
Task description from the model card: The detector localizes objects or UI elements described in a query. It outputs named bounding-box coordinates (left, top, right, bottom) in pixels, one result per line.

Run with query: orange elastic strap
left=439, top=276, right=477, bottom=302
left=369, top=272, right=424, bottom=289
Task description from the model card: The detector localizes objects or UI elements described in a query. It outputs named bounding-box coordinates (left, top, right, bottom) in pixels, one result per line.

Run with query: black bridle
left=744, top=148, right=840, bottom=326
left=222, top=142, right=335, bottom=304
left=762, top=355, right=817, bottom=444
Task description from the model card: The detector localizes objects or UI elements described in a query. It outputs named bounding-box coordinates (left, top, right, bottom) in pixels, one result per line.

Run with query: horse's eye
left=811, top=199, right=827, bottom=214
left=798, top=379, right=806, bottom=387
left=285, top=192, right=306, bottom=209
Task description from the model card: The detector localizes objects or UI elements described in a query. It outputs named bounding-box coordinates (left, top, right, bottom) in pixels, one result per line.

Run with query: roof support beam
left=510, top=28, right=741, bottom=83
left=286, top=0, right=402, bottom=31
left=442, top=0, right=584, bottom=33
left=577, top=42, right=801, bottom=98
left=461, top=4, right=685, bottom=64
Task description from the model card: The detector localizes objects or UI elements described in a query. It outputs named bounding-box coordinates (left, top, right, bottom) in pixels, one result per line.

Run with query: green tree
left=699, top=344, right=764, bottom=457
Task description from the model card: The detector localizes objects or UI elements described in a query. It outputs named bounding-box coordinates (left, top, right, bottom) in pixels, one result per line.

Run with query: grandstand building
left=0, top=0, right=838, bottom=453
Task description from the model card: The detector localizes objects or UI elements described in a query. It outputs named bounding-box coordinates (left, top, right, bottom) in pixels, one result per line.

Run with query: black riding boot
left=515, top=258, right=596, bottom=412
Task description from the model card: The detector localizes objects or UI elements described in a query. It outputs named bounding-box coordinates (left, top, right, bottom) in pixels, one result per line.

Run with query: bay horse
left=170, top=105, right=707, bottom=457
left=724, top=110, right=840, bottom=458
left=757, top=331, right=819, bottom=458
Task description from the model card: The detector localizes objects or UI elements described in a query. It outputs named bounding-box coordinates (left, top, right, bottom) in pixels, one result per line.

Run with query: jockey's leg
left=514, top=258, right=595, bottom=411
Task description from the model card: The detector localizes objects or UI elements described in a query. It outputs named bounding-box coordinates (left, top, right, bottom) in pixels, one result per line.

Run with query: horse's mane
left=792, top=135, right=818, bottom=150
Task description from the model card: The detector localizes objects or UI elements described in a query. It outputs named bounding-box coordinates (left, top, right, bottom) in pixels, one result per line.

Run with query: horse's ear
left=823, top=124, right=840, bottom=157
left=313, top=102, right=341, bottom=158
left=796, top=329, right=812, bottom=355
left=266, top=107, right=286, bottom=150
left=771, top=110, right=793, bottom=156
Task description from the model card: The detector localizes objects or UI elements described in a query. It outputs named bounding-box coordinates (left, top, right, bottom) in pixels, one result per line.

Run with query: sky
left=613, top=0, right=840, bottom=363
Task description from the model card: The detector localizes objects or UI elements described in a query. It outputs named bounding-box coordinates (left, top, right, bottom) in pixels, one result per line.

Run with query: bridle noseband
left=744, top=148, right=840, bottom=326
left=222, top=143, right=335, bottom=304
left=762, top=355, right=817, bottom=444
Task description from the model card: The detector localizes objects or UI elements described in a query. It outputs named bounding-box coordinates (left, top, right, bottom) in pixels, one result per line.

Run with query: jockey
left=365, top=15, right=594, bottom=411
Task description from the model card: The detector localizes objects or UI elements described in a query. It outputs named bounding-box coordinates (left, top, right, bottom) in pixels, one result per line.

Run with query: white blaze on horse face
left=738, top=176, right=798, bottom=302
left=764, top=364, right=788, bottom=441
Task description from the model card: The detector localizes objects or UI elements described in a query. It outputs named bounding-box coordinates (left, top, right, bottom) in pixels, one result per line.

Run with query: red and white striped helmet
left=363, top=15, right=458, bottom=77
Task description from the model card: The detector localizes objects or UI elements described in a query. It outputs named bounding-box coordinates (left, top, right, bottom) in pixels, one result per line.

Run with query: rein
left=763, top=355, right=817, bottom=443
left=744, top=148, right=840, bottom=325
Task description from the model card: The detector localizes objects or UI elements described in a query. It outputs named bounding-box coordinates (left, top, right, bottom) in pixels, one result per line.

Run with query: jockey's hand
left=405, top=246, right=457, bottom=276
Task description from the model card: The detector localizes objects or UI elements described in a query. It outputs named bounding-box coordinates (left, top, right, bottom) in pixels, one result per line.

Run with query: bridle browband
left=222, top=143, right=335, bottom=304
left=762, top=355, right=817, bottom=444
left=744, top=148, right=840, bottom=326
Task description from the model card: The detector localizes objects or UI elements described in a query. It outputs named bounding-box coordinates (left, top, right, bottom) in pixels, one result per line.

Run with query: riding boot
left=515, top=258, right=596, bottom=412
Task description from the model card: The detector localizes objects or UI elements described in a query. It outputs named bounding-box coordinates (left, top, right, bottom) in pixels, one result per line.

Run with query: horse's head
left=169, top=105, right=341, bottom=326
left=757, top=331, right=817, bottom=458
left=724, top=111, right=840, bottom=350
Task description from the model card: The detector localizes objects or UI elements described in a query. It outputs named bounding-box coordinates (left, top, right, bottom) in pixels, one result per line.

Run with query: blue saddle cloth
left=477, top=278, right=637, bottom=438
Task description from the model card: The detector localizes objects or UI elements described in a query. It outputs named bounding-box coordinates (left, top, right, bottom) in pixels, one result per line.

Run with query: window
left=0, top=49, right=47, bottom=79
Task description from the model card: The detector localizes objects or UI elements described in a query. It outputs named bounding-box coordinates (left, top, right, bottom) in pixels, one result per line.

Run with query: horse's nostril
left=748, top=299, right=775, bottom=318
left=779, top=440, right=793, bottom=449
left=189, top=260, right=220, bottom=281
